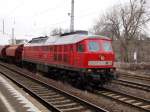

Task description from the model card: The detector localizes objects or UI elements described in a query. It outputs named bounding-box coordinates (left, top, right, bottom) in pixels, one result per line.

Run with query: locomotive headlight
left=87, top=69, right=92, bottom=72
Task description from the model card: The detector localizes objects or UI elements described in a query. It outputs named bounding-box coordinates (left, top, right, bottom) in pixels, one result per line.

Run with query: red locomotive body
left=23, top=36, right=114, bottom=68
left=22, top=32, right=116, bottom=87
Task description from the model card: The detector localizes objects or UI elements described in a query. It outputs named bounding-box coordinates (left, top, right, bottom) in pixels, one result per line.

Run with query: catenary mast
left=70, top=0, right=74, bottom=32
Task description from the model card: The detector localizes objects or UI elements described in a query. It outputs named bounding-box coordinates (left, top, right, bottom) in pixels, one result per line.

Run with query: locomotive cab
left=86, top=39, right=115, bottom=68
left=76, top=37, right=116, bottom=86
left=76, top=38, right=115, bottom=68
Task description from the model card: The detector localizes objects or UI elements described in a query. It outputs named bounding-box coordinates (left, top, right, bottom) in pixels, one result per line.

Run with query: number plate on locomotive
left=88, top=61, right=112, bottom=66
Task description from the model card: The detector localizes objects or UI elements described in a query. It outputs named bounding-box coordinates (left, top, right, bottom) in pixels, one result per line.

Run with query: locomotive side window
left=88, top=42, right=99, bottom=52
left=77, top=44, right=84, bottom=52
left=103, top=41, right=112, bottom=51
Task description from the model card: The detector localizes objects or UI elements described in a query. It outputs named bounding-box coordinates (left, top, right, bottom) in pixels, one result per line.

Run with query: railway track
left=112, top=79, right=150, bottom=92
left=0, top=63, right=108, bottom=112
left=0, top=61, right=150, bottom=112
left=96, top=89, right=150, bottom=112
left=117, top=71, right=150, bottom=82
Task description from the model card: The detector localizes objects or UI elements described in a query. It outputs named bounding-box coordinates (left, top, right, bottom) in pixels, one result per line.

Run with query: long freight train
left=0, top=31, right=116, bottom=87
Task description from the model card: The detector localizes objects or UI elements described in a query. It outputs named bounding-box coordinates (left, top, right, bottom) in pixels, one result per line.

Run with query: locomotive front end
left=79, top=36, right=116, bottom=87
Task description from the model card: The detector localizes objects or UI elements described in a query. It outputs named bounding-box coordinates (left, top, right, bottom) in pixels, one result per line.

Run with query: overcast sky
left=0, top=0, right=129, bottom=38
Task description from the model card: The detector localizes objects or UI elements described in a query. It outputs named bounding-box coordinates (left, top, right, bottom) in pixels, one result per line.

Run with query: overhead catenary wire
left=33, top=1, right=65, bottom=17
left=7, top=0, right=25, bottom=16
left=1, top=8, right=104, bottom=37
left=35, top=8, right=104, bottom=31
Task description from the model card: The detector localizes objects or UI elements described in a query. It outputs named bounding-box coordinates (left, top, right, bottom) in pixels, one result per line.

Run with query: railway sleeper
left=33, top=91, right=52, bottom=95
left=59, top=105, right=86, bottom=112
left=49, top=99, right=71, bottom=104
left=51, top=101, right=75, bottom=106
left=54, top=102, right=78, bottom=108
left=47, top=96, right=66, bottom=101
left=32, top=87, right=50, bottom=91
left=41, top=93, right=58, bottom=97
left=43, top=94, right=61, bottom=98
left=31, top=87, right=50, bottom=91
left=99, top=90, right=150, bottom=111
left=42, top=94, right=63, bottom=99
left=140, top=105, right=150, bottom=109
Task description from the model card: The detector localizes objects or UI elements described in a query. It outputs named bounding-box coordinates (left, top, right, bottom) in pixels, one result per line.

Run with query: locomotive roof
left=45, top=34, right=111, bottom=45
left=25, top=34, right=111, bottom=46
left=28, top=36, right=48, bottom=44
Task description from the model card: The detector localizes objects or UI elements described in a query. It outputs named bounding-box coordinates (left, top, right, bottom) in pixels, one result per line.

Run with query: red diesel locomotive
left=0, top=31, right=116, bottom=87
left=22, top=31, right=116, bottom=87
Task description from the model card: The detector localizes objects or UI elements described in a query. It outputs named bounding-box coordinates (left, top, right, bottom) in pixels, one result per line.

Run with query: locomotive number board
left=88, top=61, right=112, bottom=66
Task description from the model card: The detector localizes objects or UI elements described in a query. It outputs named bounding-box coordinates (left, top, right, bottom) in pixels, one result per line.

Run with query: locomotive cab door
left=75, top=41, right=86, bottom=67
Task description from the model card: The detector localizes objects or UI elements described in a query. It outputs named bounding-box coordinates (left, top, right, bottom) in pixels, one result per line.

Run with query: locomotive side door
left=75, top=41, right=85, bottom=67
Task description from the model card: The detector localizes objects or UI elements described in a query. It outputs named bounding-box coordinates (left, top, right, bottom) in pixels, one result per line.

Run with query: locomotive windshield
left=103, top=41, right=112, bottom=51
left=88, top=42, right=100, bottom=52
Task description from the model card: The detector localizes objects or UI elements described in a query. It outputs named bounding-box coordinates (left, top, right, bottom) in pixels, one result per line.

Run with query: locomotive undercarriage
left=40, top=66, right=116, bottom=88
left=84, top=68, right=117, bottom=88
left=22, top=61, right=116, bottom=89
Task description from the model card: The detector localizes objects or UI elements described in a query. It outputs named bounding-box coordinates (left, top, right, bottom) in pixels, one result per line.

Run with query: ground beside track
left=0, top=74, right=49, bottom=112
left=0, top=99, right=9, bottom=112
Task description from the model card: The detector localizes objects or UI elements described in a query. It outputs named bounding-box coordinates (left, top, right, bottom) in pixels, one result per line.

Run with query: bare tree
left=50, top=28, right=63, bottom=36
left=50, top=28, right=70, bottom=36
left=92, top=0, right=150, bottom=62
